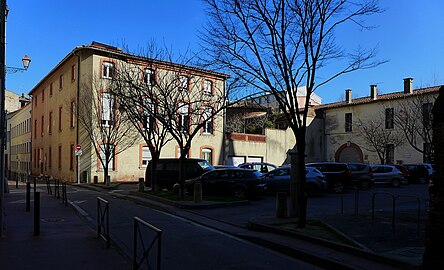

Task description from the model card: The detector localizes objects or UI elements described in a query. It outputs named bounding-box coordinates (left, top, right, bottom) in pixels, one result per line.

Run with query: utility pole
left=0, top=0, right=8, bottom=237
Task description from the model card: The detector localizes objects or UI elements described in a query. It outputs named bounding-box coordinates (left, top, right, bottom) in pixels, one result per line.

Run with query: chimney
left=370, top=85, right=377, bottom=100
left=345, top=89, right=352, bottom=104
left=403, top=78, right=413, bottom=94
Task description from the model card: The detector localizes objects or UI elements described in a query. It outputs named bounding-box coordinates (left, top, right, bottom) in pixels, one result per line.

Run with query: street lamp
left=6, top=54, right=31, bottom=73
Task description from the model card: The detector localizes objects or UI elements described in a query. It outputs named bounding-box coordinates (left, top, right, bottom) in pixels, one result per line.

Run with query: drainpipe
left=73, top=50, right=81, bottom=183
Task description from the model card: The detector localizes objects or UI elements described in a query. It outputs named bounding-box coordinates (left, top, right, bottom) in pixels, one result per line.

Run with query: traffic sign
left=76, top=144, right=81, bottom=151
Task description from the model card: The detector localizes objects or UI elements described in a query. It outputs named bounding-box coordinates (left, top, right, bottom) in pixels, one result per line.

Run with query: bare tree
left=355, top=115, right=404, bottom=164
left=77, top=76, right=139, bottom=185
left=201, top=0, right=383, bottom=227
left=394, top=94, right=435, bottom=163
left=153, top=70, right=230, bottom=198
left=109, top=55, right=175, bottom=192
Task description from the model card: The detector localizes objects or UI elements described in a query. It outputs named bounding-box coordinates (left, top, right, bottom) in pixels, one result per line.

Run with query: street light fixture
left=6, top=54, right=31, bottom=73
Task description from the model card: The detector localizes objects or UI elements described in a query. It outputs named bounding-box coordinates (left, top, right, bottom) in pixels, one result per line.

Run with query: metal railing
left=46, top=177, right=52, bottom=195
left=97, top=197, right=110, bottom=248
left=133, top=216, right=162, bottom=270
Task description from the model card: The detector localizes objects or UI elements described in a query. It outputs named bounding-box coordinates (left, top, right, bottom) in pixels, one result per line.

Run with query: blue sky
left=5, top=0, right=444, bottom=104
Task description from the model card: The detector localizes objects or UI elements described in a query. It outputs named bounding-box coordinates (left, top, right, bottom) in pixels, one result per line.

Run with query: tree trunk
left=296, top=130, right=307, bottom=228
left=423, top=87, right=444, bottom=267
left=178, top=149, right=189, bottom=200
left=148, top=151, right=160, bottom=192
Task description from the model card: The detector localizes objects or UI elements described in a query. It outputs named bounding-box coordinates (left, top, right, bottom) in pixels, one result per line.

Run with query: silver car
left=264, top=166, right=327, bottom=196
left=371, top=165, right=406, bottom=187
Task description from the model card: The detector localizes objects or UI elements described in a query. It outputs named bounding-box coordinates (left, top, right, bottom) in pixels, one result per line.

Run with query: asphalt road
left=67, top=187, right=322, bottom=270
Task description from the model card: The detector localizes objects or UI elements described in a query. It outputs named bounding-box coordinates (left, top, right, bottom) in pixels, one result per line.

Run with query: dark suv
left=347, top=163, right=374, bottom=189
left=146, top=158, right=214, bottom=190
left=306, top=162, right=352, bottom=192
left=403, top=164, right=431, bottom=184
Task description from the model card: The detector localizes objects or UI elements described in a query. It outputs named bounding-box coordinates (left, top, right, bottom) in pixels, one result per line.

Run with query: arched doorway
left=335, top=143, right=364, bottom=163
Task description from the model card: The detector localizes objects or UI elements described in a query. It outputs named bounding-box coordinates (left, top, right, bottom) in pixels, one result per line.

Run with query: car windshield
left=198, top=160, right=214, bottom=170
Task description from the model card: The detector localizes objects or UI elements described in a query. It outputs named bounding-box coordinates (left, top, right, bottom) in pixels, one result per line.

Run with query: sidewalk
left=0, top=182, right=129, bottom=270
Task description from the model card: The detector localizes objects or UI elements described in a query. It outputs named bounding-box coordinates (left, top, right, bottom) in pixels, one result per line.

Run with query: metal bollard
left=34, top=192, right=40, bottom=236
left=194, top=182, right=202, bottom=203
left=276, top=192, right=288, bottom=218
left=26, top=182, right=31, bottom=212
left=138, top=178, right=144, bottom=192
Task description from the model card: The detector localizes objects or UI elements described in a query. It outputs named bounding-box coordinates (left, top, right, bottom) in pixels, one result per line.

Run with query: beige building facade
left=8, top=103, right=32, bottom=176
left=314, top=79, right=440, bottom=164
left=29, top=42, right=228, bottom=183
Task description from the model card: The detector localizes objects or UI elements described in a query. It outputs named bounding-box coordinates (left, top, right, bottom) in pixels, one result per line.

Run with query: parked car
left=370, top=165, right=405, bottom=187
left=238, top=162, right=277, bottom=174
left=347, top=163, right=374, bottom=189
left=403, top=164, right=431, bottom=184
left=305, top=162, right=352, bottom=193
left=146, top=158, right=214, bottom=190
left=263, top=166, right=327, bottom=196
left=214, top=165, right=238, bottom=169
left=393, top=164, right=410, bottom=184
left=185, top=168, right=266, bottom=199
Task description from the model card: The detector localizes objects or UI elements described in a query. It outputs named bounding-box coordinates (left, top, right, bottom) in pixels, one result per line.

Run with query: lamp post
left=0, top=0, right=31, bottom=237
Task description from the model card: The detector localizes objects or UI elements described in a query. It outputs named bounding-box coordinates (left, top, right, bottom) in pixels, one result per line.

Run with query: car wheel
left=391, top=178, right=401, bottom=188
left=233, top=186, right=247, bottom=199
left=333, top=183, right=344, bottom=193
left=306, top=184, right=318, bottom=197
left=419, top=177, right=427, bottom=184
left=360, top=180, right=371, bottom=190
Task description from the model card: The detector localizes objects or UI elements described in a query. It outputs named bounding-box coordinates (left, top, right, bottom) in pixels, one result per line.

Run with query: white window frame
left=202, top=106, right=213, bottom=134
left=143, top=98, right=155, bottom=130
left=179, top=75, right=188, bottom=91
left=204, top=80, right=212, bottom=95
left=144, top=68, right=155, bottom=86
left=141, top=146, right=152, bottom=168
left=101, top=93, right=115, bottom=127
left=178, top=102, right=189, bottom=132
left=99, top=144, right=115, bottom=171
left=102, top=62, right=115, bottom=79
left=201, top=148, right=213, bottom=165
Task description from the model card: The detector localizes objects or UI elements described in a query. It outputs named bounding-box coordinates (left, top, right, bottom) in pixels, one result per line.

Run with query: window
left=102, top=62, right=115, bottom=79
left=34, top=149, right=37, bottom=168
left=58, top=145, right=62, bottom=169
left=201, top=148, right=213, bottom=165
left=385, top=108, right=394, bottom=129
left=58, top=106, right=63, bottom=131
left=141, top=146, right=152, bottom=168
left=70, top=101, right=75, bottom=128
left=59, top=74, right=63, bottom=89
left=50, top=83, right=53, bottom=96
left=142, top=98, right=155, bottom=130
left=422, top=103, right=433, bottom=128
left=202, top=106, right=213, bottom=134
left=203, top=80, right=212, bottom=95
left=179, top=75, right=188, bottom=91
left=345, top=113, right=352, bottom=132
left=99, top=144, right=115, bottom=171
left=144, top=68, right=155, bottom=85
left=386, top=144, right=394, bottom=164
left=42, top=89, right=45, bottom=103
left=70, top=144, right=75, bottom=170
left=101, top=93, right=115, bottom=127
left=41, top=116, right=44, bottom=137
left=71, top=64, right=76, bottom=81
left=48, top=147, right=52, bottom=170
left=178, top=102, right=189, bottom=132
left=34, top=95, right=37, bottom=107
left=49, top=112, right=53, bottom=134
left=34, top=119, right=37, bottom=139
